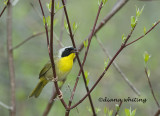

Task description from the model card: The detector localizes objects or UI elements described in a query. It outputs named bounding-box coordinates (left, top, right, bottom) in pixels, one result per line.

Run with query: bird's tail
left=29, top=78, right=48, bottom=98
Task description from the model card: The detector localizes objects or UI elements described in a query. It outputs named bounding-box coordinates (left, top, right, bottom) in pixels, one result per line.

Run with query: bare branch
left=69, top=17, right=137, bottom=110
left=0, top=1, right=9, bottom=18
left=78, top=0, right=128, bottom=52
left=145, top=68, right=160, bottom=107
left=0, top=101, right=13, bottom=110
left=95, top=35, right=141, bottom=96
left=125, top=20, right=160, bottom=47
left=61, top=0, right=97, bottom=115
left=38, top=0, right=68, bottom=109
left=114, top=101, right=123, bottom=116
left=43, top=79, right=66, bottom=116
left=154, top=108, right=160, bottom=116
left=12, top=31, right=45, bottom=50
left=7, top=1, right=16, bottom=115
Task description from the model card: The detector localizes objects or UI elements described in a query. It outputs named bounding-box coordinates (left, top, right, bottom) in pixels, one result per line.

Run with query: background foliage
left=0, top=0, right=160, bottom=115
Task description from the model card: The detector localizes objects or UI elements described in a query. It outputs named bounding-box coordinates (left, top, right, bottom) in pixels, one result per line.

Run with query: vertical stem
left=7, top=1, right=16, bottom=116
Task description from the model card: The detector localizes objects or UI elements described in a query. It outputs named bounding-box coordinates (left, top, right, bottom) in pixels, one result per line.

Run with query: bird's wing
left=39, top=57, right=59, bottom=79
left=39, top=62, right=51, bottom=78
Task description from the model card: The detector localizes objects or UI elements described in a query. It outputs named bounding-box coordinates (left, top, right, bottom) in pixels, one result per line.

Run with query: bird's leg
left=58, top=89, right=63, bottom=100
left=52, top=76, right=58, bottom=82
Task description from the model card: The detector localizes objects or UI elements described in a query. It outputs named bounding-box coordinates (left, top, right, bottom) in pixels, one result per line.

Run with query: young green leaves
left=83, top=39, right=88, bottom=49
left=122, top=33, right=126, bottom=44
left=103, top=107, right=113, bottom=116
left=3, top=0, right=8, bottom=5
left=46, top=1, right=64, bottom=13
left=125, top=108, right=136, bottom=116
left=98, top=0, right=108, bottom=6
left=131, top=6, right=144, bottom=29
left=104, top=58, right=109, bottom=70
left=143, top=51, right=151, bottom=77
left=84, top=71, right=90, bottom=86
left=143, top=51, right=151, bottom=65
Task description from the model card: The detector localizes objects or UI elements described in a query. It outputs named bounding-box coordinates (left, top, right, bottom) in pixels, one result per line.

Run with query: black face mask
left=61, top=47, right=74, bottom=57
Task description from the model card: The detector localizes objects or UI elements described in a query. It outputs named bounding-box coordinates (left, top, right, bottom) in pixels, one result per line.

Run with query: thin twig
left=69, top=19, right=159, bottom=110
left=38, top=0, right=68, bottom=109
left=145, top=68, right=160, bottom=108
left=7, top=1, right=16, bottom=116
left=62, top=0, right=104, bottom=115
left=95, top=35, right=141, bottom=96
left=125, top=20, right=160, bottom=47
left=0, top=101, right=13, bottom=110
left=154, top=108, right=160, bottom=116
left=114, top=101, right=123, bottom=116
left=61, top=0, right=97, bottom=115
left=58, top=0, right=66, bottom=49
left=49, top=0, right=68, bottom=108
left=67, top=1, right=103, bottom=112
left=0, top=1, right=9, bottom=18
left=43, top=79, right=66, bottom=116
left=78, top=0, right=128, bottom=52
left=12, top=31, right=45, bottom=50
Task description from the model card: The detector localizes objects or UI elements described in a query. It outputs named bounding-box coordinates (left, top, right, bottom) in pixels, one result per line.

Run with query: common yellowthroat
left=29, top=46, right=77, bottom=98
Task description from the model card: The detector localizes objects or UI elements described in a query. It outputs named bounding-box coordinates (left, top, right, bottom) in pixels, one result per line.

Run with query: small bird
left=29, top=46, right=77, bottom=98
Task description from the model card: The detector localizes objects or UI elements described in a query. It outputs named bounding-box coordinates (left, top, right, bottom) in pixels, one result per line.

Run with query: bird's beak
left=72, top=48, right=79, bottom=53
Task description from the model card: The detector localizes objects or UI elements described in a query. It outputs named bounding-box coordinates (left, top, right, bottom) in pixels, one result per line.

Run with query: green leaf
left=64, top=21, right=69, bottom=33
left=104, top=106, right=108, bottom=114
left=136, top=6, right=144, bottom=18
left=55, top=1, right=60, bottom=11
left=46, top=16, right=51, bottom=27
left=131, top=109, right=136, bottom=116
left=152, top=22, right=156, bottom=26
left=46, top=0, right=52, bottom=12
left=4, top=0, right=8, bottom=5
left=53, top=18, right=58, bottom=26
left=84, top=71, right=88, bottom=79
left=98, top=0, right=101, bottom=6
left=115, top=104, right=120, bottom=112
left=147, top=69, right=151, bottom=77
left=73, top=22, right=79, bottom=34
left=55, top=2, right=64, bottom=13
left=144, top=26, right=146, bottom=34
left=108, top=110, right=113, bottom=116
left=102, top=0, right=108, bottom=6
left=43, top=16, right=46, bottom=26
left=83, top=39, right=88, bottom=48
left=125, top=109, right=130, bottom=116
left=143, top=51, right=151, bottom=64
left=104, top=58, right=109, bottom=70
left=122, top=33, right=126, bottom=43
left=131, top=16, right=136, bottom=29
left=87, top=106, right=92, bottom=114
left=84, top=71, right=89, bottom=86
left=96, top=108, right=101, bottom=114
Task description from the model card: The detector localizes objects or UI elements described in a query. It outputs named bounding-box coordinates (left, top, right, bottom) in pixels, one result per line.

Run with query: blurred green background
left=0, top=0, right=160, bottom=115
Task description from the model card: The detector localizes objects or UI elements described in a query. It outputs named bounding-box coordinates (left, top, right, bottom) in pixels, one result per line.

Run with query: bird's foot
left=58, top=89, right=63, bottom=100
left=52, top=76, right=58, bottom=82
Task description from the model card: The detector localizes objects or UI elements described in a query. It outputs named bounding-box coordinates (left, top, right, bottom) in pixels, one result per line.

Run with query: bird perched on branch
left=29, top=46, right=78, bottom=98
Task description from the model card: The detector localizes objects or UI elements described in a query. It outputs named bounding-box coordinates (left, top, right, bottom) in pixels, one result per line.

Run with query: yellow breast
left=56, top=53, right=75, bottom=79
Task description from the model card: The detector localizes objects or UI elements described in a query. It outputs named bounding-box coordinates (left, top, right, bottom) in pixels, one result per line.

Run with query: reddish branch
left=114, top=101, right=123, bottom=116
left=145, top=68, right=160, bottom=108
left=78, top=0, right=128, bottom=52
left=95, top=35, right=140, bottom=96
left=7, top=1, right=16, bottom=116
left=68, top=20, right=160, bottom=110
left=38, top=0, right=68, bottom=110
left=0, top=0, right=9, bottom=18
left=154, top=108, right=160, bottom=116
left=61, top=0, right=97, bottom=115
